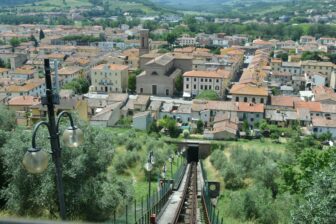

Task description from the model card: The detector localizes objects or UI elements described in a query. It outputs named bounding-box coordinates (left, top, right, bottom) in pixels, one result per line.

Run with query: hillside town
left=1, top=24, right=336, bottom=140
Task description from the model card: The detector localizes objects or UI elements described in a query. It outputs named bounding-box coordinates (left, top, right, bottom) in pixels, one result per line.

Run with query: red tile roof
left=295, top=101, right=322, bottom=112
left=237, top=102, right=264, bottom=113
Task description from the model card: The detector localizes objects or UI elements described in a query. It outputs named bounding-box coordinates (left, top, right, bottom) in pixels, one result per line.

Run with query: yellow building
left=30, top=96, right=89, bottom=124
left=91, top=64, right=129, bottom=93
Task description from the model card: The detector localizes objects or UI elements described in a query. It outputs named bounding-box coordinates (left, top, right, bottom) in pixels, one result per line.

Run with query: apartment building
left=183, top=70, right=232, bottom=98
left=91, top=64, right=129, bottom=93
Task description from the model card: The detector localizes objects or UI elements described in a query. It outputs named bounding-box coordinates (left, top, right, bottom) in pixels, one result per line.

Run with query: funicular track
left=172, top=162, right=198, bottom=224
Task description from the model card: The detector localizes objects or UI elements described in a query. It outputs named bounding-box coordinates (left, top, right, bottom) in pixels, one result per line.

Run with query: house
left=7, top=96, right=40, bottom=126
left=301, top=61, right=334, bottom=86
left=270, top=95, right=301, bottom=108
left=91, top=64, right=129, bottom=93
left=0, top=68, right=10, bottom=78
left=305, top=72, right=326, bottom=89
left=311, top=117, right=336, bottom=138
left=122, top=95, right=150, bottom=116
left=204, top=112, right=239, bottom=140
left=11, top=68, right=35, bottom=81
left=191, top=100, right=237, bottom=125
left=148, top=100, right=162, bottom=119
left=300, top=36, right=316, bottom=44
left=31, top=96, right=89, bottom=123
left=159, top=102, right=192, bottom=123
left=230, top=83, right=268, bottom=104
left=236, top=102, right=264, bottom=128
left=265, top=109, right=298, bottom=127
left=57, top=66, right=83, bottom=86
left=312, top=85, right=336, bottom=104
left=133, top=111, right=153, bottom=130
left=294, top=101, right=322, bottom=117
left=90, top=102, right=122, bottom=127
left=183, top=70, right=232, bottom=98
left=1, top=79, right=46, bottom=97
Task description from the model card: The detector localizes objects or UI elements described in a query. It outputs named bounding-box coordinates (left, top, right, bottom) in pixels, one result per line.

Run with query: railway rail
left=172, top=162, right=198, bottom=224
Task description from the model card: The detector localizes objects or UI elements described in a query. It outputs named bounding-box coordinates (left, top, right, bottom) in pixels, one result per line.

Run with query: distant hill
left=0, top=0, right=40, bottom=6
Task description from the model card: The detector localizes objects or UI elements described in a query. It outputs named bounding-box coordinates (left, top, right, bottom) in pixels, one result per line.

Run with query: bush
left=210, top=150, right=227, bottom=170
left=182, top=130, right=190, bottom=138
left=222, top=164, right=245, bottom=190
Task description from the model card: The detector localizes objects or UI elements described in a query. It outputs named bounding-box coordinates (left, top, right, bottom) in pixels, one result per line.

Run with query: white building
left=183, top=70, right=231, bottom=98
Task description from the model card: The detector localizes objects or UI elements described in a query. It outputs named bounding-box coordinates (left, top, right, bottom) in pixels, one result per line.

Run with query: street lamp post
left=22, top=59, right=83, bottom=220
left=144, top=151, right=155, bottom=200
left=168, top=154, right=174, bottom=179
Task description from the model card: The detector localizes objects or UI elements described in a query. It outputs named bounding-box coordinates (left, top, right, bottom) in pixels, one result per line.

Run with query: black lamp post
left=161, top=162, right=166, bottom=180
left=168, top=154, right=174, bottom=179
left=144, top=151, right=155, bottom=200
left=22, top=59, right=83, bottom=220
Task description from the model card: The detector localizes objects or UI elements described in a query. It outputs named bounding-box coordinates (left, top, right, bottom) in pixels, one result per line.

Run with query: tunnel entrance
left=186, top=145, right=199, bottom=163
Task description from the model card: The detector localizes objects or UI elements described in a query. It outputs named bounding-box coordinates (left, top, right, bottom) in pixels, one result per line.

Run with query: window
left=186, top=84, right=189, bottom=89
left=244, top=97, right=247, bottom=102
left=209, top=85, right=211, bottom=90
left=215, top=86, right=219, bottom=90
left=252, top=98, right=256, bottom=103
left=201, top=85, right=203, bottom=90
left=250, top=118, right=254, bottom=122
left=260, top=98, right=264, bottom=104
left=216, top=79, right=219, bottom=83
left=205, top=78, right=208, bottom=82
left=236, top=97, right=239, bottom=102
left=205, top=86, right=207, bottom=90
left=166, top=89, right=169, bottom=96
left=201, top=78, right=203, bottom=82
left=152, top=71, right=158, bottom=75
left=194, top=85, right=196, bottom=89
left=186, top=78, right=189, bottom=81
left=140, top=88, right=143, bottom=93
left=256, top=114, right=259, bottom=118
left=194, top=78, right=196, bottom=82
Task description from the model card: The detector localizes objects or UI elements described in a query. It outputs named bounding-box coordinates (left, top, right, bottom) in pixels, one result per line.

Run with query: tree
left=166, top=32, right=178, bottom=45
left=9, top=37, right=20, bottom=52
left=128, top=74, right=136, bottom=93
left=0, top=125, right=133, bottom=221
left=0, top=58, right=6, bottom=68
left=157, top=116, right=180, bottom=138
left=63, top=77, right=90, bottom=94
left=196, top=120, right=204, bottom=134
left=174, top=74, right=183, bottom=95
left=195, top=90, right=220, bottom=100
left=0, top=105, right=16, bottom=131
left=30, top=34, right=38, bottom=48
left=39, top=29, right=45, bottom=40
left=292, top=163, right=336, bottom=224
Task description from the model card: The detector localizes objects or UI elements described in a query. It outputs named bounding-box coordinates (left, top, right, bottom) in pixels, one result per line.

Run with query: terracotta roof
left=271, top=96, right=301, bottom=107
left=58, top=66, right=82, bottom=75
left=183, top=70, right=231, bottom=79
left=7, top=96, right=40, bottom=106
left=294, top=101, right=322, bottom=112
left=237, top=102, right=264, bottom=113
left=192, top=100, right=237, bottom=112
left=312, top=117, right=336, bottom=128
left=92, top=64, right=129, bottom=71
left=230, top=83, right=268, bottom=96
left=0, top=68, right=9, bottom=73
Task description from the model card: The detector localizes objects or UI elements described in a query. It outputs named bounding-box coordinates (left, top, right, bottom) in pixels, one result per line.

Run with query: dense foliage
left=62, top=77, right=90, bottom=94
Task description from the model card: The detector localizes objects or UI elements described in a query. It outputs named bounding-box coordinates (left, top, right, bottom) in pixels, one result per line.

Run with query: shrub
left=222, top=164, right=245, bottom=190
left=183, top=130, right=190, bottom=138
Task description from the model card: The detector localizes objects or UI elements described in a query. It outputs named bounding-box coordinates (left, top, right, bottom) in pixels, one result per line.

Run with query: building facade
left=91, top=64, right=129, bottom=93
